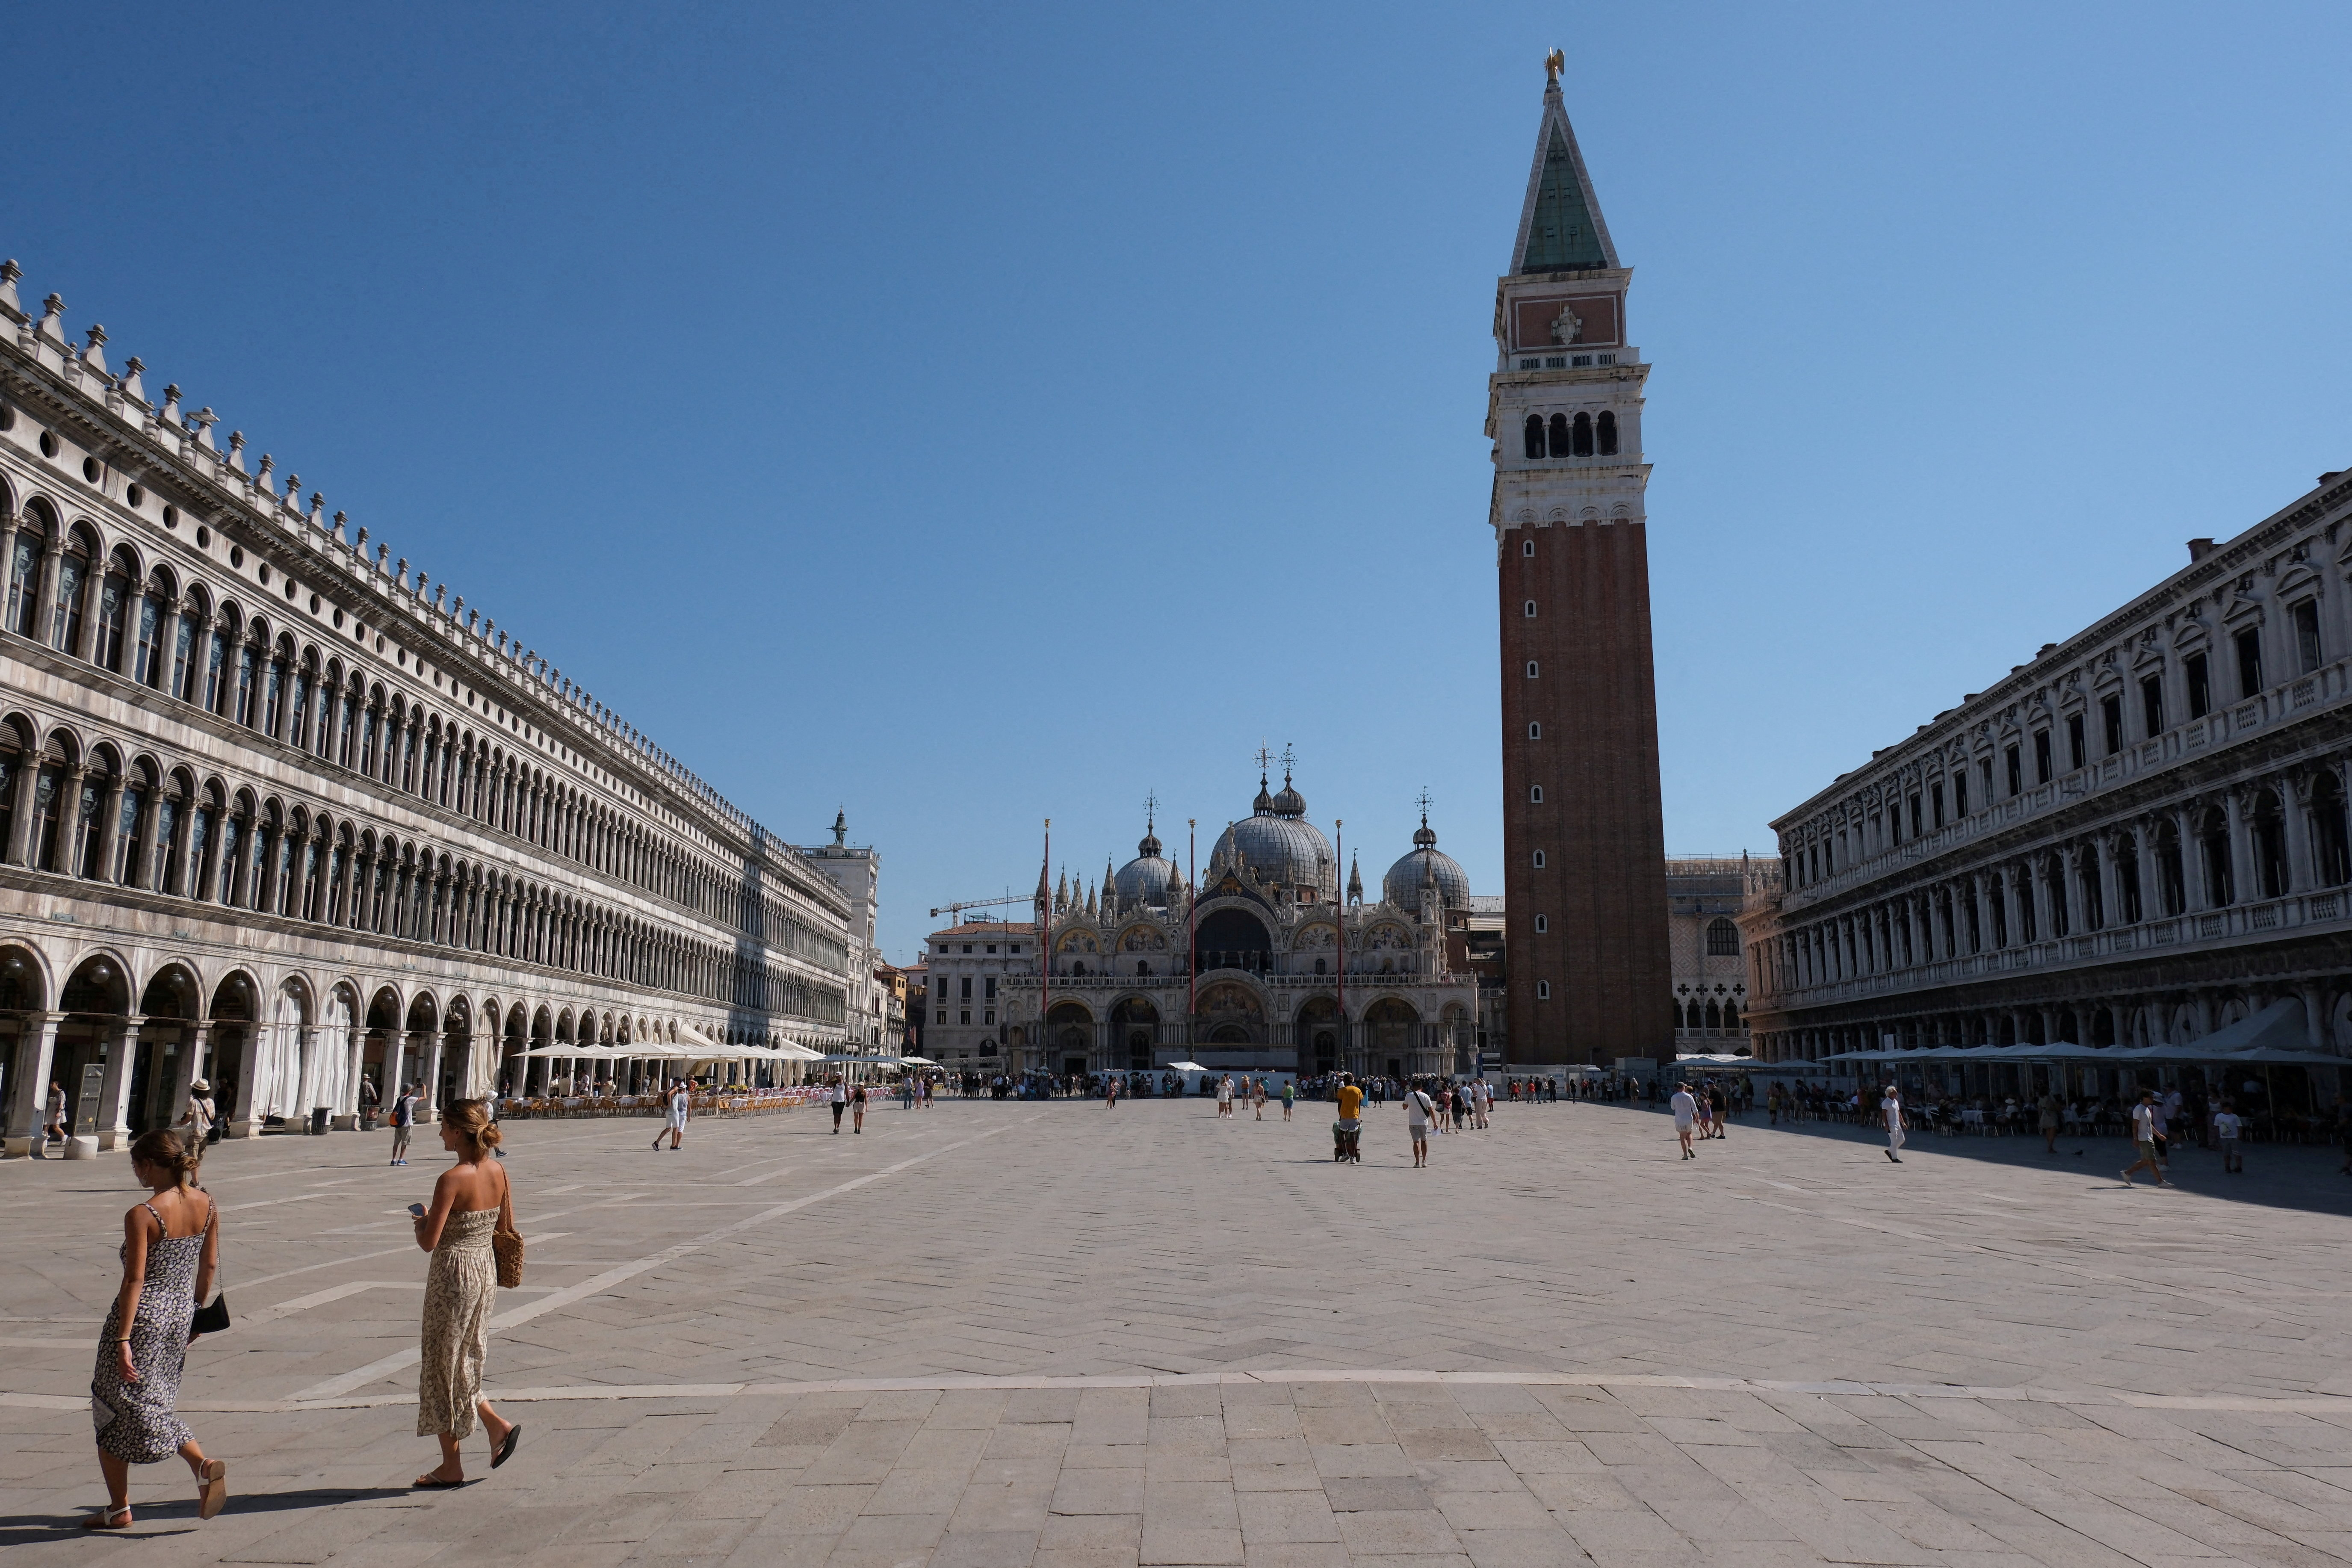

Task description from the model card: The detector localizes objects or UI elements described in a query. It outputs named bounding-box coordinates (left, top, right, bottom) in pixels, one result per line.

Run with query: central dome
left=1383, top=815, right=1471, bottom=912
left=1114, top=821, right=1179, bottom=906
left=1211, top=772, right=1334, bottom=898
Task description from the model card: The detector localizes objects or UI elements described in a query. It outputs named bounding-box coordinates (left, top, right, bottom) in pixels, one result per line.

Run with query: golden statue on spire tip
left=1545, top=47, right=1564, bottom=84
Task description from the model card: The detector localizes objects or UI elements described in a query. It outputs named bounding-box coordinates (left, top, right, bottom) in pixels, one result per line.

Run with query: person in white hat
left=176, top=1081, right=216, bottom=1151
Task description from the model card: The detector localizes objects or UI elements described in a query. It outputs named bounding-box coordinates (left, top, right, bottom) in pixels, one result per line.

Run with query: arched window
left=1528, top=722, right=1541, bottom=739
left=1535, top=980, right=1550, bottom=999
left=1706, top=917, right=1739, bottom=957
left=1525, top=660, right=1539, bottom=678
left=1524, top=599, right=1537, bottom=617
left=1547, top=413, right=1569, bottom=457
left=263, top=635, right=291, bottom=738
left=6, top=510, right=45, bottom=637
left=290, top=651, right=316, bottom=751
left=1534, top=914, right=1548, bottom=933
left=172, top=587, right=204, bottom=703
left=134, top=572, right=168, bottom=688
left=1570, top=411, right=1594, bottom=457
left=1522, top=538, right=1535, bottom=557
left=94, top=548, right=133, bottom=672
left=1532, top=850, right=1546, bottom=868
left=1529, top=785, right=1542, bottom=802
left=232, top=628, right=259, bottom=726
left=51, top=531, right=90, bottom=653
left=203, top=611, right=234, bottom=716
left=2313, top=772, right=2351, bottom=887
left=1596, top=410, right=1619, bottom=455
left=1522, top=415, right=1544, bottom=460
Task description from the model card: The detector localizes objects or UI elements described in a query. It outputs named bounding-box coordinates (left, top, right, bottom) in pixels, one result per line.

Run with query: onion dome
left=1114, top=815, right=1179, bottom=906
left=1211, top=766, right=1334, bottom=897
left=1383, top=810, right=1470, bottom=912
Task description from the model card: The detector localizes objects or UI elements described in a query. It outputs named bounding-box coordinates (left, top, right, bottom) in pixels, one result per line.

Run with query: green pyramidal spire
left=1512, top=69, right=1619, bottom=275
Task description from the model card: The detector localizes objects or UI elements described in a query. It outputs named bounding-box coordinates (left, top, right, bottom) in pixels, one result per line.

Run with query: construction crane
left=928, top=892, right=1034, bottom=922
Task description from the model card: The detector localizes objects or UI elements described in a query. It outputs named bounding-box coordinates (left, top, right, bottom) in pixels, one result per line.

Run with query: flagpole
left=1186, top=819, right=1198, bottom=1050
left=1037, top=818, right=1049, bottom=1078
left=1335, top=818, right=1345, bottom=1079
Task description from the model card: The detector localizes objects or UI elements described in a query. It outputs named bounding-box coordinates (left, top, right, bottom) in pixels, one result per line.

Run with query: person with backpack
left=389, top=1083, right=420, bottom=1167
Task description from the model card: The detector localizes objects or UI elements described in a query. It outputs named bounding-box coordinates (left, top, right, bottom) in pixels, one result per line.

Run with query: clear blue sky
left=12, top=3, right=2351, bottom=964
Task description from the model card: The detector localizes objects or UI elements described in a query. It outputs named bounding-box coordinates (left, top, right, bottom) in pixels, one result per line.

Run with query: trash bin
left=310, top=1107, right=330, bottom=1136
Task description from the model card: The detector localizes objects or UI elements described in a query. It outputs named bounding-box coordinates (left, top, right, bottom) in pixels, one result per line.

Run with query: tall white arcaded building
left=0, top=263, right=855, bottom=1153
left=1744, top=465, right=2352, bottom=1091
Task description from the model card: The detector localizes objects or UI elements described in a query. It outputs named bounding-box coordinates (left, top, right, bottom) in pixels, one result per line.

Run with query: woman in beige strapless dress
left=410, top=1099, right=520, bottom=1487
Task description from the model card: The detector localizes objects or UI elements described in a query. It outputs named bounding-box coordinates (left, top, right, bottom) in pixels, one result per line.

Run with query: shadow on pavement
left=1599, top=1101, right=2352, bottom=1217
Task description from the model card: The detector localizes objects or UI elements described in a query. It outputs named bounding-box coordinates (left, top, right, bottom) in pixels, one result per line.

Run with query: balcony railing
left=1766, top=886, right=2350, bottom=1010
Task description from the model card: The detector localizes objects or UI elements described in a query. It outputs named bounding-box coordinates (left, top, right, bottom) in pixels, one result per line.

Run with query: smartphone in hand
left=408, top=1202, right=428, bottom=1217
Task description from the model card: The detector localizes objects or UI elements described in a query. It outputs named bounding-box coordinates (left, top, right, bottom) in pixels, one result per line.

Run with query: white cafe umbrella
left=1164, top=1061, right=1208, bottom=1073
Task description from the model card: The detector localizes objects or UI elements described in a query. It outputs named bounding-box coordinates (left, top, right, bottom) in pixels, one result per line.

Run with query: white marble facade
left=1744, top=468, right=2352, bottom=1070
left=0, top=264, right=855, bottom=1152
left=940, top=772, right=1479, bottom=1080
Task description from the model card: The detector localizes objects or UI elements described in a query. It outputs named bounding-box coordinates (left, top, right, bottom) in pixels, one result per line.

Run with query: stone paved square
left=6, top=1097, right=2352, bottom=1566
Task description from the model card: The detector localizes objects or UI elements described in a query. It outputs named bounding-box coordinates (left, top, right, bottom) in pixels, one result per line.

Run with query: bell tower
left=1491, top=54, right=1672, bottom=1068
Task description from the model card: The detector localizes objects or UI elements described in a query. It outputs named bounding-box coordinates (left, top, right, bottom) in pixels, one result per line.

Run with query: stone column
left=2129, top=818, right=2155, bottom=921
left=93, top=774, right=127, bottom=884
left=335, top=1025, right=364, bottom=1129
left=31, top=535, right=63, bottom=652
left=2176, top=806, right=2210, bottom=912
left=2284, top=773, right=2317, bottom=895
left=2096, top=838, right=2122, bottom=932
left=2, top=1013, right=62, bottom=1156
left=0, top=508, right=19, bottom=623
left=219, top=1022, right=263, bottom=1137
left=423, top=1031, right=446, bottom=1122
left=2225, top=788, right=2256, bottom=905
left=2059, top=846, right=2086, bottom=936
left=96, top=1017, right=145, bottom=1151
left=290, top=1026, right=322, bottom=1131
left=4, top=752, right=38, bottom=867
left=1969, top=873, right=1991, bottom=953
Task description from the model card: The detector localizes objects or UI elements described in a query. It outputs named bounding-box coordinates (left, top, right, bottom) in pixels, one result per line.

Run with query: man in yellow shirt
left=1334, top=1075, right=1364, bottom=1162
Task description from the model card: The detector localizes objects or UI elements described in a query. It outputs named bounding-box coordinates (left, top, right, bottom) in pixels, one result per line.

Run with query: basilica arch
left=1195, top=980, right=1266, bottom=1047
left=1046, top=1001, right=1094, bottom=1076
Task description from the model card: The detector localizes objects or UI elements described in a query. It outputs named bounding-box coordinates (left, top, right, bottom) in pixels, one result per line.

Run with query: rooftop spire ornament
left=1545, top=47, right=1564, bottom=84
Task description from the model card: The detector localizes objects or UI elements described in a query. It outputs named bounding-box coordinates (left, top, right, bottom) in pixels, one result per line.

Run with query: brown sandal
left=198, top=1459, right=228, bottom=1519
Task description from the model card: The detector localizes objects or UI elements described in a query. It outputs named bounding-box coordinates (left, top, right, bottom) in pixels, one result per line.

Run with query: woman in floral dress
left=88, top=1129, right=228, bottom=1529
left=411, top=1099, right=521, bottom=1486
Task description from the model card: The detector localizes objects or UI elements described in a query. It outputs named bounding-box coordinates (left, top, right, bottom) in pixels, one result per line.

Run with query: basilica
left=944, top=766, right=1479, bottom=1081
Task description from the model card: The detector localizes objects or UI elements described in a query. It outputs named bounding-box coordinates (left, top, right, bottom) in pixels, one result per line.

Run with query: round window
left=229, top=546, right=244, bottom=568
left=195, top=526, right=210, bottom=548
left=162, top=505, right=178, bottom=529
left=39, top=432, right=59, bottom=458
left=82, top=457, right=100, bottom=483
left=126, top=484, right=145, bottom=508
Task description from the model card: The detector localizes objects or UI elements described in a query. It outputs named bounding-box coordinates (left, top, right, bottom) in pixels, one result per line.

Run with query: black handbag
left=188, top=1195, right=228, bottom=1338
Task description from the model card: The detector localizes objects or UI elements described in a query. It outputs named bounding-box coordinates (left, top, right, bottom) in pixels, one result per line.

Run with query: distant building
left=1667, top=855, right=1783, bottom=1053
left=796, top=811, right=888, bottom=1051
left=944, top=766, right=1481, bottom=1079
left=918, top=921, right=1034, bottom=1067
